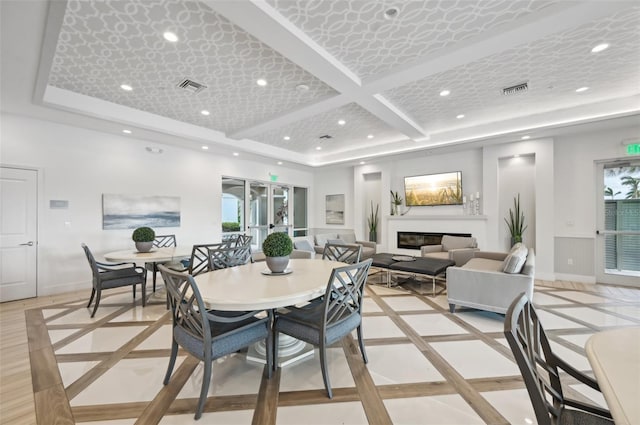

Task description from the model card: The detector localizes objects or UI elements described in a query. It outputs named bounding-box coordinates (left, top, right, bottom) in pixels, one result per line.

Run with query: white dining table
left=193, top=258, right=347, bottom=366
left=585, top=326, right=640, bottom=425
left=104, top=246, right=192, bottom=264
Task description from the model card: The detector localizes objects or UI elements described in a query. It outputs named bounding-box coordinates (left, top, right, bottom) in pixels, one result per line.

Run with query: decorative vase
left=265, top=255, right=289, bottom=273
left=135, top=241, right=153, bottom=252
left=369, top=231, right=377, bottom=243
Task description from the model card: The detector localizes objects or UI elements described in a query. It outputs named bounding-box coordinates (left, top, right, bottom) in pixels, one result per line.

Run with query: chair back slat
left=188, top=243, right=228, bottom=276
left=153, top=234, right=177, bottom=248
left=322, top=242, right=362, bottom=264
left=209, top=243, right=252, bottom=270
left=322, top=259, right=372, bottom=329
left=81, top=243, right=99, bottom=280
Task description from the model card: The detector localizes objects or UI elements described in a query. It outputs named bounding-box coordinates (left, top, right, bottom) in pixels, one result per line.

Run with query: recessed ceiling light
left=120, top=84, right=133, bottom=91
left=201, top=146, right=209, bottom=150
left=283, top=136, right=290, bottom=141
left=440, top=89, right=450, bottom=97
left=338, top=119, right=346, bottom=126
left=359, top=161, right=366, bottom=165
left=295, top=84, right=309, bottom=92
left=163, top=31, right=178, bottom=42
left=122, top=129, right=132, bottom=134
left=576, top=86, right=589, bottom=93
left=145, top=147, right=163, bottom=154
left=591, top=43, right=609, bottom=53
left=233, top=152, right=239, bottom=156
left=456, top=114, right=465, bottom=119
left=384, top=7, right=399, bottom=19
left=521, top=135, right=530, bottom=140
left=367, top=134, right=374, bottom=139
left=200, top=110, right=210, bottom=116
left=277, top=161, right=283, bottom=165
left=316, top=146, right=322, bottom=151
left=256, top=79, right=267, bottom=86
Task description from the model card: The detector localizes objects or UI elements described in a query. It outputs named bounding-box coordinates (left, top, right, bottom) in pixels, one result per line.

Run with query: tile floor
left=27, top=279, right=640, bottom=424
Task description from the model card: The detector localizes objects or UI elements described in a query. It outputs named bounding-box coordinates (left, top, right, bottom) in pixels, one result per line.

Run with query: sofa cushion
left=441, top=235, right=477, bottom=251
left=423, top=251, right=450, bottom=261
left=461, top=258, right=504, bottom=272
left=337, top=233, right=356, bottom=244
left=327, top=238, right=345, bottom=245
left=294, top=239, right=314, bottom=252
left=503, top=245, right=528, bottom=274
left=314, top=233, right=337, bottom=248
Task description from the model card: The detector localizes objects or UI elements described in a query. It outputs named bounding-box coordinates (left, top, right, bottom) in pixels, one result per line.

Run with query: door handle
left=269, top=224, right=275, bottom=229
left=19, top=241, right=34, bottom=246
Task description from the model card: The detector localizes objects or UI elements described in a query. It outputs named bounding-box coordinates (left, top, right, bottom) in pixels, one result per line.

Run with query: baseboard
left=534, top=272, right=555, bottom=281
left=554, top=273, right=596, bottom=284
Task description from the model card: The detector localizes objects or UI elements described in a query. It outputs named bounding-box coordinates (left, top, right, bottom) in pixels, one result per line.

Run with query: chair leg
left=90, top=289, right=102, bottom=318
left=163, top=340, right=179, bottom=385
left=319, top=342, right=333, bottom=398
left=356, top=325, right=368, bottom=364
left=87, top=288, right=96, bottom=308
left=195, top=360, right=212, bottom=420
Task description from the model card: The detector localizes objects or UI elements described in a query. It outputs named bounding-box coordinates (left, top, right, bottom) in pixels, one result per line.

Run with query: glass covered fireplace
left=397, top=231, right=472, bottom=250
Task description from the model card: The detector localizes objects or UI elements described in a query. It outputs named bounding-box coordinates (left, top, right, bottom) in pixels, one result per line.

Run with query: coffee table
left=371, top=253, right=455, bottom=295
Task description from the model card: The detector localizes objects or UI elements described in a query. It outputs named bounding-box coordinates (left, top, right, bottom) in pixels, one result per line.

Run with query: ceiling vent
left=319, top=134, right=332, bottom=139
left=177, top=78, right=207, bottom=94
left=502, top=82, right=528, bottom=96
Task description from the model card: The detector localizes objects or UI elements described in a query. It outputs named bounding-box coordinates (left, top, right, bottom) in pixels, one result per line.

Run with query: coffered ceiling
left=4, top=0, right=640, bottom=166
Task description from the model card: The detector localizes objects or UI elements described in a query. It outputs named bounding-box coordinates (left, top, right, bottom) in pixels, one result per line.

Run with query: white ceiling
left=2, top=0, right=639, bottom=167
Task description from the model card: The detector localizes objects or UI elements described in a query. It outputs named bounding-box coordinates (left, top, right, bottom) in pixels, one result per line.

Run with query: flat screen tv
left=404, top=171, right=463, bottom=206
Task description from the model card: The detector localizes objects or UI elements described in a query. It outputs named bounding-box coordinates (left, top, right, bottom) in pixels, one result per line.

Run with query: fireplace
left=397, top=231, right=472, bottom=250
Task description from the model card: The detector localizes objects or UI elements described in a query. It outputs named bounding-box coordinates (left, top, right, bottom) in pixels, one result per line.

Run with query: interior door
left=271, top=185, right=292, bottom=234
left=247, top=182, right=292, bottom=251
left=0, top=167, right=38, bottom=301
left=595, top=161, right=640, bottom=286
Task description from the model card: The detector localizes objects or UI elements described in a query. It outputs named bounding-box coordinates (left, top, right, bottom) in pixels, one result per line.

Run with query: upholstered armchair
left=420, top=234, right=478, bottom=266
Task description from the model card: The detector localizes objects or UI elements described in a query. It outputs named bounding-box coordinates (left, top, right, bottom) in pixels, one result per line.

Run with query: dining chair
left=145, top=234, right=177, bottom=292
left=180, top=242, right=230, bottom=276
left=322, top=242, right=362, bottom=264
left=273, top=258, right=373, bottom=398
left=504, top=293, right=613, bottom=425
left=208, top=243, right=252, bottom=270
left=81, top=243, right=147, bottom=318
left=158, top=265, right=272, bottom=420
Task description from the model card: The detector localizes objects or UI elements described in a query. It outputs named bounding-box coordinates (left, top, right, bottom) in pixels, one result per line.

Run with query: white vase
left=265, top=256, right=289, bottom=273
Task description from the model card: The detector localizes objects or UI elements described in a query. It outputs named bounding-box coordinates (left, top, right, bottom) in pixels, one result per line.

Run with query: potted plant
left=262, top=231, right=293, bottom=273
left=132, top=226, right=155, bottom=252
left=504, top=194, right=527, bottom=246
left=390, top=190, right=402, bottom=216
left=367, top=201, right=379, bottom=243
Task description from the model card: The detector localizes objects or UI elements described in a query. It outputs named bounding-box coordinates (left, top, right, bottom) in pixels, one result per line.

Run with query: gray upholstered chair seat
left=276, top=304, right=361, bottom=346
left=99, top=269, right=147, bottom=288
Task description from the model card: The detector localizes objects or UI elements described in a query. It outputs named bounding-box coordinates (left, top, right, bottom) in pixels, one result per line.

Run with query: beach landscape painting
left=325, top=194, right=345, bottom=225
left=102, top=194, right=180, bottom=229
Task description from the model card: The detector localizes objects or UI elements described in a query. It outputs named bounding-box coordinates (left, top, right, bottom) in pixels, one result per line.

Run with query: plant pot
left=369, top=231, right=377, bottom=243
left=510, top=236, right=522, bottom=247
left=135, top=241, right=153, bottom=252
left=265, top=256, right=289, bottom=273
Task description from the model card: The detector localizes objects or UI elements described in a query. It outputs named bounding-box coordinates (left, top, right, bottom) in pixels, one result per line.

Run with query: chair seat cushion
left=422, top=251, right=450, bottom=261
left=461, top=258, right=504, bottom=272
left=559, top=408, right=614, bottom=425
left=99, top=268, right=144, bottom=288
left=276, top=304, right=361, bottom=346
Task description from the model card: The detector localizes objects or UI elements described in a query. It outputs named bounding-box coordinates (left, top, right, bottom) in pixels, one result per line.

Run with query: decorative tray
left=392, top=255, right=415, bottom=262
left=261, top=269, right=293, bottom=276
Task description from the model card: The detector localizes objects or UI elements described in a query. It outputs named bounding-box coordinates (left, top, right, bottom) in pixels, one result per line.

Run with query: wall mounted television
left=404, top=171, right=463, bottom=206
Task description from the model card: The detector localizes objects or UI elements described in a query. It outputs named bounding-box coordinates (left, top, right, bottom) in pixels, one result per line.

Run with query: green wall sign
left=627, top=143, right=640, bottom=155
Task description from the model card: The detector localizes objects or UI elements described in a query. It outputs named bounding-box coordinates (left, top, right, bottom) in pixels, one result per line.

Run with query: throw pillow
left=294, top=239, right=314, bottom=252
left=338, top=233, right=357, bottom=244
left=327, top=239, right=345, bottom=245
left=314, top=233, right=335, bottom=248
left=503, top=245, right=528, bottom=274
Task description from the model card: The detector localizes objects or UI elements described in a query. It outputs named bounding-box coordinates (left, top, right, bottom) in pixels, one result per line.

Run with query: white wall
left=498, top=155, right=536, bottom=250
left=312, top=166, right=355, bottom=234
left=1, top=113, right=314, bottom=295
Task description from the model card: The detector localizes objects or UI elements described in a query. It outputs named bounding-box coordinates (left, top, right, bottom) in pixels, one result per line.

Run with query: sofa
left=293, top=232, right=376, bottom=260
left=421, top=235, right=479, bottom=266
left=446, top=245, right=535, bottom=314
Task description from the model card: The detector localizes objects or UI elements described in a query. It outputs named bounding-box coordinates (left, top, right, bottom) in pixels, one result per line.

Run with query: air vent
left=319, top=134, right=332, bottom=139
left=502, top=82, right=528, bottom=96
left=177, top=78, right=207, bottom=94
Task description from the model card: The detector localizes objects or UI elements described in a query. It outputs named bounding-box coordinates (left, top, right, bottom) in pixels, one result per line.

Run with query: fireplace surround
left=397, top=231, right=472, bottom=250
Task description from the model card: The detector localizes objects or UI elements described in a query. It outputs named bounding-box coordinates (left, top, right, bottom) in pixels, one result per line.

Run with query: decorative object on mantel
left=262, top=231, right=293, bottom=273
left=504, top=193, right=527, bottom=246
left=132, top=226, right=155, bottom=252
left=463, top=192, right=481, bottom=215
left=367, top=201, right=379, bottom=243
left=390, top=190, right=403, bottom=216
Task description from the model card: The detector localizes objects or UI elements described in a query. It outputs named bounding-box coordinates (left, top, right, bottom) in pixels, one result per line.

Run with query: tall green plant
left=367, top=201, right=379, bottom=232
left=504, top=194, right=527, bottom=243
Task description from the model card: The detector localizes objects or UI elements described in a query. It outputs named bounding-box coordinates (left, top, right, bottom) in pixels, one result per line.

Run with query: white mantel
left=385, top=215, right=488, bottom=254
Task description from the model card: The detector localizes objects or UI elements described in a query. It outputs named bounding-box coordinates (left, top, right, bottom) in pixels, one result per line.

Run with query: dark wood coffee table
left=371, top=253, right=455, bottom=295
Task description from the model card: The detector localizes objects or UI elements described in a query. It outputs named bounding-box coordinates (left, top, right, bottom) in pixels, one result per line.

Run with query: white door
left=247, top=182, right=292, bottom=251
left=0, top=167, right=38, bottom=301
left=595, top=161, right=640, bottom=287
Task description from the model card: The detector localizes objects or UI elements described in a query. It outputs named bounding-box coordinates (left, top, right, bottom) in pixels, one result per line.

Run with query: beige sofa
left=421, top=235, right=479, bottom=266
left=446, top=246, right=535, bottom=314
left=293, top=232, right=376, bottom=259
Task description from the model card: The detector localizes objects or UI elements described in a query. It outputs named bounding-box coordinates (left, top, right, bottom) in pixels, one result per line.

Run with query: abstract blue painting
left=102, top=194, right=180, bottom=229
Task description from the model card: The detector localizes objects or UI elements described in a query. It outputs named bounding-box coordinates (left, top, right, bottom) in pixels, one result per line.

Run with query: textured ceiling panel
left=383, top=5, right=640, bottom=133
left=268, top=0, right=559, bottom=78
left=48, top=0, right=337, bottom=134
left=253, top=103, right=405, bottom=154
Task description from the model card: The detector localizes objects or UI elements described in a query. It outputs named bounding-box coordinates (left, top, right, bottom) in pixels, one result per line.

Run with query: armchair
left=421, top=234, right=478, bottom=266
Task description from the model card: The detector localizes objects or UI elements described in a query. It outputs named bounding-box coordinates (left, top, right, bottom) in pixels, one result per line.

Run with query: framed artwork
left=102, top=194, right=181, bottom=229
left=325, top=194, right=345, bottom=225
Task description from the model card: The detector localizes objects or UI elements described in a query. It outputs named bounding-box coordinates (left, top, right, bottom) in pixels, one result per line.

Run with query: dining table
left=193, top=258, right=347, bottom=366
left=104, top=246, right=192, bottom=264
left=585, top=326, right=640, bottom=425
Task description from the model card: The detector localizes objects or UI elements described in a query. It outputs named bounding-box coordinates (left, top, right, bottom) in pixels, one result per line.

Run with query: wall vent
left=177, top=78, right=207, bottom=94
left=502, top=82, right=528, bottom=96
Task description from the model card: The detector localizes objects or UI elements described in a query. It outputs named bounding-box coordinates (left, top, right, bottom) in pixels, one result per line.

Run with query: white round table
left=104, top=246, right=192, bottom=264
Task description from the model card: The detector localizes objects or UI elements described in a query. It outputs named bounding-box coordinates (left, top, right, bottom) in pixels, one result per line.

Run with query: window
left=221, top=178, right=245, bottom=233
left=293, top=187, right=308, bottom=236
